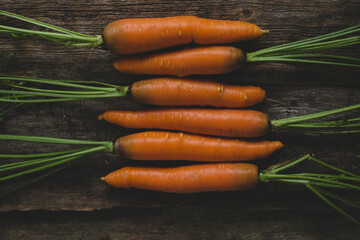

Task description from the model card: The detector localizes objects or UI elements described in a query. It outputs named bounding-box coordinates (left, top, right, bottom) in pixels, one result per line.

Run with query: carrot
left=113, top=25, right=360, bottom=76
left=101, top=163, right=259, bottom=193
left=1, top=137, right=358, bottom=225
left=98, top=108, right=269, bottom=138
left=2, top=10, right=359, bottom=70
left=1, top=11, right=266, bottom=54
left=99, top=104, right=360, bottom=137
left=103, top=16, right=266, bottom=54
left=115, top=131, right=283, bottom=162
left=131, top=78, right=266, bottom=108
left=114, top=46, right=244, bottom=77
left=100, top=154, right=360, bottom=226
left=0, top=75, right=266, bottom=109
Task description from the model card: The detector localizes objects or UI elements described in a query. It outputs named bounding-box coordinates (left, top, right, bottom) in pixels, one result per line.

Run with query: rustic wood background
left=1, top=0, right=360, bottom=239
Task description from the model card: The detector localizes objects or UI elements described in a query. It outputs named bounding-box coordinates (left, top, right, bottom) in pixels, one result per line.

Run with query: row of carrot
left=1, top=10, right=360, bottom=225
left=1, top=10, right=359, bottom=76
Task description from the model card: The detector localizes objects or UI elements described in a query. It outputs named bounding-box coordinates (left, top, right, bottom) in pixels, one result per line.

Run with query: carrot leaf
left=271, top=103, right=360, bottom=133
left=0, top=75, right=129, bottom=103
left=259, top=154, right=360, bottom=226
left=0, top=10, right=103, bottom=47
left=0, top=163, right=71, bottom=199
left=0, top=135, right=114, bottom=197
left=247, top=25, right=360, bottom=67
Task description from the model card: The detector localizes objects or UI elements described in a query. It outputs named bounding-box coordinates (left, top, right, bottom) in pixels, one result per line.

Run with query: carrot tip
left=262, top=29, right=270, bottom=34
left=98, top=115, right=103, bottom=120
left=101, top=177, right=106, bottom=181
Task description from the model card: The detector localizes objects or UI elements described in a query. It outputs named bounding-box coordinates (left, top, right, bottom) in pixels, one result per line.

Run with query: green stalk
left=307, top=184, right=360, bottom=227
left=0, top=135, right=113, bottom=152
left=0, top=147, right=100, bottom=174
left=0, top=10, right=103, bottom=47
left=0, top=155, right=81, bottom=182
left=315, top=187, right=360, bottom=209
left=0, top=102, right=24, bottom=121
left=0, top=135, right=115, bottom=195
left=0, top=147, right=92, bottom=159
left=247, top=25, right=360, bottom=67
left=271, top=103, right=360, bottom=133
left=0, top=75, right=116, bottom=91
left=0, top=163, right=72, bottom=199
left=0, top=75, right=129, bottom=103
left=259, top=154, right=360, bottom=226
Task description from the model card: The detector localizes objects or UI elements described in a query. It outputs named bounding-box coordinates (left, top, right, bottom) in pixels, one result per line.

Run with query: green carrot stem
left=0, top=103, right=24, bottom=121
left=0, top=75, right=116, bottom=91
left=6, top=83, right=112, bottom=95
left=247, top=25, right=360, bottom=56
left=0, top=10, right=103, bottom=47
left=0, top=75, right=129, bottom=103
left=0, top=135, right=113, bottom=152
left=0, top=163, right=71, bottom=199
left=308, top=156, right=360, bottom=178
left=307, top=184, right=360, bottom=227
left=281, top=122, right=360, bottom=129
left=0, top=25, right=101, bottom=45
left=246, top=57, right=360, bottom=67
left=0, top=10, right=89, bottom=37
left=0, top=147, right=90, bottom=159
left=0, top=155, right=80, bottom=182
left=260, top=178, right=349, bottom=189
left=262, top=173, right=360, bottom=190
left=0, top=97, right=82, bottom=103
left=259, top=154, right=360, bottom=226
left=271, top=103, right=360, bottom=128
left=0, top=89, right=125, bottom=99
left=246, top=25, right=360, bottom=67
left=0, top=90, right=124, bottom=98
left=315, top=187, right=360, bottom=209
left=251, top=36, right=360, bottom=57
left=0, top=147, right=98, bottom=173
left=263, top=154, right=310, bottom=174
left=293, top=173, right=360, bottom=183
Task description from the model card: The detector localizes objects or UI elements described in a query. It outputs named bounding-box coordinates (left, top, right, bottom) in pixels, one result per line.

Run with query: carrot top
left=271, top=103, right=360, bottom=134
left=0, top=10, right=103, bottom=47
left=246, top=25, right=360, bottom=68
left=259, top=154, right=360, bottom=226
left=0, top=134, right=359, bottom=225
left=0, top=75, right=129, bottom=103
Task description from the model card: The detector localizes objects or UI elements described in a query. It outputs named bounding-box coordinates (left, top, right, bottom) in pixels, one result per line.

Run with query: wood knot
left=242, top=9, right=253, bottom=18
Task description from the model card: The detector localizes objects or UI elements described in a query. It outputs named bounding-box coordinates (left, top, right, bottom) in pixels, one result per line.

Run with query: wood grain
left=1, top=0, right=360, bottom=238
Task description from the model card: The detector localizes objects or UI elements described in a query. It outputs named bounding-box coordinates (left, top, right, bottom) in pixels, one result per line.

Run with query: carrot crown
left=0, top=75, right=129, bottom=103
left=247, top=25, right=360, bottom=67
left=259, top=154, right=360, bottom=226
left=0, top=10, right=103, bottom=47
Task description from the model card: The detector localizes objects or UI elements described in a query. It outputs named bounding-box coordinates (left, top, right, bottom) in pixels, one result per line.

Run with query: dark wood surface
left=1, top=0, right=360, bottom=239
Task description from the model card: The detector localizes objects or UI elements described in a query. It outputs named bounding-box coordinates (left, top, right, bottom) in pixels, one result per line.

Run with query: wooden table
left=1, top=1, right=360, bottom=239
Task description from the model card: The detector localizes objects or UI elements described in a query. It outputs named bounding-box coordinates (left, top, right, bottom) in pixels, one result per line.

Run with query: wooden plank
left=1, top=207, right=359, bottom=240
left=0, top=0, right=360, bottom=238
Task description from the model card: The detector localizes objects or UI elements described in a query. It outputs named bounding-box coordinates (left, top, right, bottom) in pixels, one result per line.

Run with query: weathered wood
left=0, top=208, right=359, bottom=240
left=1, top=0, right=360, bottom=238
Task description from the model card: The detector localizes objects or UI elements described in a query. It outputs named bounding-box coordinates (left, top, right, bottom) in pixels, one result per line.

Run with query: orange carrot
left=131, top=77, right=266, bottom=108
left=1, top=76, right=265, bottom=109
left=103, top=16, right=266, bottom=54
left=114, top=46, right=244, bottom=77
left=101, top=163, right=258, bottom=193
left=98, top=108, right=269, bottom=138
left=115, top=131, right=283, bottom=162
